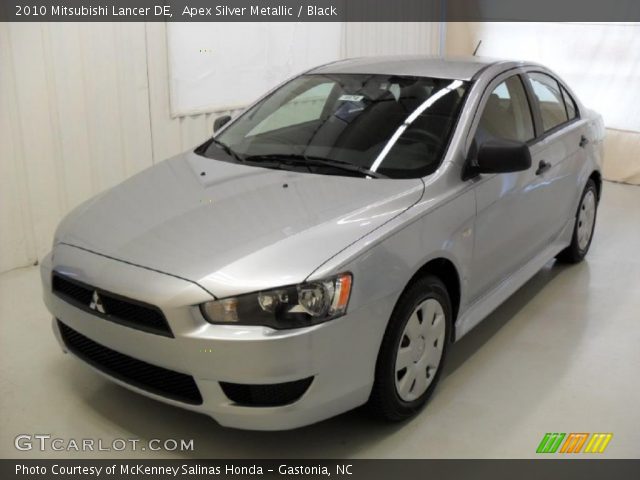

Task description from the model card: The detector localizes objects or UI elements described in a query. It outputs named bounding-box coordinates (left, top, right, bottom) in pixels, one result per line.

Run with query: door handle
left=536, top=160, right=551, bottom=176
left=579, top=135, right=590, bottom=148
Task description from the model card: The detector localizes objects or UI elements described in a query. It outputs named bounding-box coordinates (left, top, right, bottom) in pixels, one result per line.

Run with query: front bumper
left=41, top=245, right=393, bottom=430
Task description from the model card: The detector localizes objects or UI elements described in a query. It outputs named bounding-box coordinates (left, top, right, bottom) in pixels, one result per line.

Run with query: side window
left=561, top=86, right=578, bottom=120
left=476, top=75, right=534, bottom=145
left=529, top=73, right=569, bottom=132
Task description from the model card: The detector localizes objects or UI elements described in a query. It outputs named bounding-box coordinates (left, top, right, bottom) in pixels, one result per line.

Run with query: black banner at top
left=2, top=0, right=640, bottom=22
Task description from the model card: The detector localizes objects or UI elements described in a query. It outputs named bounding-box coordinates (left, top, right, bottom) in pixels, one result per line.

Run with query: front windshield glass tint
left=203, top=74, right=468, bottom=179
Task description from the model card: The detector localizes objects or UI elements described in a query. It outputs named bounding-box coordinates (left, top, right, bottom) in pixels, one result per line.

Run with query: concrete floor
left=1, top=182, right=639, bottom=459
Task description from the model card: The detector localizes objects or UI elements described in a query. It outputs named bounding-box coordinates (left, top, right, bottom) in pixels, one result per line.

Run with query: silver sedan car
left=41, top=56, right=604, bottom=430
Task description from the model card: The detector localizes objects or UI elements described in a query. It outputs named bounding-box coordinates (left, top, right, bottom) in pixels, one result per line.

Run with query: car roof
left=308, top=55, right=524, bottom=81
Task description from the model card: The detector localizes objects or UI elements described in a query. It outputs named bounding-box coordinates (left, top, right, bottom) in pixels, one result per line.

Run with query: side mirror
left=466, top=139, right=532, bottom=178
left=213, top=115, right=231, bottom=133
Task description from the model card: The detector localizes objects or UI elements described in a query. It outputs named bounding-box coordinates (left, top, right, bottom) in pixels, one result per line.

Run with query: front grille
left=52, top=273, right=173, bottom=337
left=57, top=320, right=202, bottom=405
left=220, top=378, right=313, bottom=407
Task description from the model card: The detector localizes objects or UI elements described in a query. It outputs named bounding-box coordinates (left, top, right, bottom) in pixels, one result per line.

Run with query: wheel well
left=589, top=171, right=602, bottom=200
left=408, top=258, right=461, bottom=341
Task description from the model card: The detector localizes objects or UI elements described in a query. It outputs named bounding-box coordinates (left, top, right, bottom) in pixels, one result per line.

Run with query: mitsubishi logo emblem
left=89, top=290, right=106, bottom=314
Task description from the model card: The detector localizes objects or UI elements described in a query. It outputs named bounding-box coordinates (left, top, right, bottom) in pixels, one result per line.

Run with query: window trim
left=560, top=84, right=578, bottom=121
left=515, top=74, right=538, bottom=143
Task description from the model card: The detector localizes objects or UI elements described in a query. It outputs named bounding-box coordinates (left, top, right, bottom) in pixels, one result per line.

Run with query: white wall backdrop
left=167, top=23, right=344, bottom=115
left=0, top=21, right=440, bottom=273
left=343, top=22, right=441, bottom=57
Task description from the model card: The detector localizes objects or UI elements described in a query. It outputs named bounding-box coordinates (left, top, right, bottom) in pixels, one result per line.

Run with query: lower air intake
left=57, top=320, right=202, bottom=405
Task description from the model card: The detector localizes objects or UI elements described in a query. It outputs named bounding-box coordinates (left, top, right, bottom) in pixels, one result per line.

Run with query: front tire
left=556, top=179, right=598, bottom=264
left=368, top=275, right=452, bottom=421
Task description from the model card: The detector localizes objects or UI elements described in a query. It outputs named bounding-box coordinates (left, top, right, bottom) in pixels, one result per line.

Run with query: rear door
left=523, top=71, right=589, bottom=240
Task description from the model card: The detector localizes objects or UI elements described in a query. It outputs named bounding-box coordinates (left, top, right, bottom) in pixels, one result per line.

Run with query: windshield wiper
left=244, top=153, right=388, bottom=179
left=210, top=138, right=245, bottom=164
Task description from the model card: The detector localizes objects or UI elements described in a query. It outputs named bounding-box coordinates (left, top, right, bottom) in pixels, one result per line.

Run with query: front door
left=467, top=73, right=547, bottom=302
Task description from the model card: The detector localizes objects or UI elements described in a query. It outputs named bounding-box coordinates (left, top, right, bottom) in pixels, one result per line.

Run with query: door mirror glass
left=213, top=115, right=232, bottom=133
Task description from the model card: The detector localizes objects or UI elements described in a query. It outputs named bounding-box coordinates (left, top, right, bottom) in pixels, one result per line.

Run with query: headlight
left=200, top=273, right=352, bottom=329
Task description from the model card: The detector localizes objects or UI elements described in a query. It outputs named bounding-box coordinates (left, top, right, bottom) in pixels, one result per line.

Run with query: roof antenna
left=473, top=40, right=482, bottom=56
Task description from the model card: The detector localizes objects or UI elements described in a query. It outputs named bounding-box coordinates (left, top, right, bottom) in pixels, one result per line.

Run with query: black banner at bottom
left=3, top=459, right=639, bottom=480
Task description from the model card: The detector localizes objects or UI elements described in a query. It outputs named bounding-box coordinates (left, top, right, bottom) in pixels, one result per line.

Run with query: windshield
left=198, top=74, right=468, bottom=179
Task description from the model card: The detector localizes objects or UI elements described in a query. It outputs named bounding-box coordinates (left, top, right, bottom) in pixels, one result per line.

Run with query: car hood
left=56, top=151, right=423, bottom=298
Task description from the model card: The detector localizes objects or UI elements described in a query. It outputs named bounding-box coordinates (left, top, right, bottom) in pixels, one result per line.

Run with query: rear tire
left=556, top=179, right=598, bottom=264
left=368, top=275, right=451, bottom=421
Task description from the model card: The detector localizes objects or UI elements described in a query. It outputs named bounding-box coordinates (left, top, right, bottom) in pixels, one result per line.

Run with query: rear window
left=528, top=73, right=569, bottom=132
